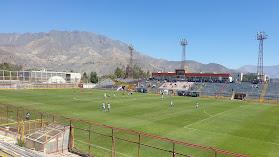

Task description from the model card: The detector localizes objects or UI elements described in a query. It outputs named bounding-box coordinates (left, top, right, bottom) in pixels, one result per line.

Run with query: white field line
left=75, top=139, right=132, bottom=157
left=185, top=127, right=279, bottom=146
left=203, top=110, right=212, bottom=117
left=184, top=106, right=241, bottom=128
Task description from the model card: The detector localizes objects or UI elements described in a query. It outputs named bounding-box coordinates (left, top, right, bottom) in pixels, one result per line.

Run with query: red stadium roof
left=152, top=73, right=176, bottom=76
left=152, top=72, right=232, bottom=77
left=185, top=73, right=232, bottom=77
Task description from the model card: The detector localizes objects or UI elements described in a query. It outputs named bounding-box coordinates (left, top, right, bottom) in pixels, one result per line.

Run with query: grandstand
left=94, top=78, right=142, bottom=91
left=94, top=77, right=279, bottom=103
left=263, top=83, right=279, bottom=101
left=152, top=69, right=233, bottom=82
left=199, top=82, right=225, bottom=97
left=94, top=78, right=117, bottom=90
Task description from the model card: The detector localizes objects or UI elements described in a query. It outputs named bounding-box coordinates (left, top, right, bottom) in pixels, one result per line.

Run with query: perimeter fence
left=0, top=82, right=79, bottom=90
left=0, top=103, right=249, bottom=157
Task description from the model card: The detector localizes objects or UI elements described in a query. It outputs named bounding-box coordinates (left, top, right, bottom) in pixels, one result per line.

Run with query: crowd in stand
left=160, top=81, right=196, bottom=90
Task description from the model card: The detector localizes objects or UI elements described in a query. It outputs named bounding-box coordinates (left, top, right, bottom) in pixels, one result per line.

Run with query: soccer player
left=161, top=93, right=163, bottom=100
left=74, top=90, right=76, bottom=94
left=45, top=90, right=47, bottom=96
left=104, top=93, right=106, bottom=98
left=113, top=93, right=115, bottom=98
left=170, top=100, right=173, bottom=107
left=26, top=112, right=30, bottom=120
left=102, top=102, right=106, bottom=111
left=90, top=91, right=92, bottom=96
left=196, top=101, right=198, bottom=109
left=108, top=103, right=111, bottom=111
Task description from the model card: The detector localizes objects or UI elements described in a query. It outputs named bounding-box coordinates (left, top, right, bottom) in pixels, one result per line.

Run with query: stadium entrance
left=234, top=93, right=247, bottom=100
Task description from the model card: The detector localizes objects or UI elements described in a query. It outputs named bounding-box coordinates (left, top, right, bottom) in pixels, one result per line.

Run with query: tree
left=101, top=74, right=117, bottom=79
left=242, top=73, right=257, bottom=82
left=125, top=65, right=132, bottom=78
left=81, top=72, right=88, bottom=83
left=89, top=72, right=98, bottom=83
left=114, top=65, right=150, bottom=79
left=0, top=63, right=22, bottom=71
left=146, top=70, right=151, bottom=78
left=115, top=67, right=124, bottom=78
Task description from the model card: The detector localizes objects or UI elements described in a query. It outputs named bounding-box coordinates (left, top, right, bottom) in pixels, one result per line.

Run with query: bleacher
left=95, top=78, right=144, bottom=91
left=135, top=79, right=156, bottom=92
left=220, top=82, right=264, bottom=99
left=148, top=80, right=165, bottom=92
left=159, top=82, right=198, bottom=90
left=0, top=141, right=43, bottom=157
left=94, top=77, right=279, bottom=103
left=264, top=83, right=279, bottom=100
left=188, top=82, right=203, bottom=91
left=94, top=78, right=118, bottom=90
left=199, top=82, right=226, bottom=96
left=114, top=78, right=141, bottom=85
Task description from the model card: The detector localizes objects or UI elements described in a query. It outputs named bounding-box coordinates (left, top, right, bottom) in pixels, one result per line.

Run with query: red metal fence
left=0, top=103, right=250, bottom=157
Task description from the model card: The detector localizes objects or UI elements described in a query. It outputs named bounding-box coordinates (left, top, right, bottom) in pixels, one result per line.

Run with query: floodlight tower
left=128, top=44, right=134, bottom=78
left=256, top=32, right=268, bottom=82
left=179, top=39, right=188, bottom=69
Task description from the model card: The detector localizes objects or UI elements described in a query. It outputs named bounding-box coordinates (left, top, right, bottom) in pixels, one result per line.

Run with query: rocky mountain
left=0, top=30, right=237, bottom=75
left=238, top=65, right=279, bottom=78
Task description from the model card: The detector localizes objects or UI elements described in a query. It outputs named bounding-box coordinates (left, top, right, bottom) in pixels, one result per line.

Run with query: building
left=230, top=73, right=243, bottom=82
left=0, top=70, right=81, bottom=83
left=152, top=69, right=232, bottom=82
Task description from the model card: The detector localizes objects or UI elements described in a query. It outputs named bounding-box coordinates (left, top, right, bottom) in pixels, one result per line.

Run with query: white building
left=230, top=73, right=243, bottom=82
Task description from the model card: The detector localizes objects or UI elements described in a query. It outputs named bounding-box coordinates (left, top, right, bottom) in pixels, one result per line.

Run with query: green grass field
left=0, top=89, right=278, bottom=157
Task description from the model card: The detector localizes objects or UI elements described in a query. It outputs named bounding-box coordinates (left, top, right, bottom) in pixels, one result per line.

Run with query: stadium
left=0, top=48, right=279, bottom=157
left=1, top=0, right=279, bottom=156
left=0, top=28, right=278, bottom=157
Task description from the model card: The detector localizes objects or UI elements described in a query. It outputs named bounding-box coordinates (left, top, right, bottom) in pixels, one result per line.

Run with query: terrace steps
left=260, top=83, right=268, bottom=102
left=216, top=81, right=228, bottom=98
left=197, top=82, right=205, bottom=92
left=0, top=141, right=43, bottom=157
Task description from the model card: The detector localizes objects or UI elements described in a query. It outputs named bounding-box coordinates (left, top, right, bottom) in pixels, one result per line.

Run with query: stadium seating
left=94, top=78, right=279, bottom=102
left=159, top=82, right=197, bottom=90
left=0, top=140, right=43, bottom=157
left=94, top=78, right=118, bottom=90
left=199, top=83, right=225, bottom=96
left=264, top=83, right=279, bottom=100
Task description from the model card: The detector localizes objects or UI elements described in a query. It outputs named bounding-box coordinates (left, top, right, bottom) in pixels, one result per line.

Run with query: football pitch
left=0, top=89, right=278, bottom=157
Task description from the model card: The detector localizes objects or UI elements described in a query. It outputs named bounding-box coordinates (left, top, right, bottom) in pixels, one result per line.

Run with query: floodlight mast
left=256, top=32, right=267, bottom=82
left=128, top=44, right=134, bottom=78
left=179, top=39, right=188, bottom=69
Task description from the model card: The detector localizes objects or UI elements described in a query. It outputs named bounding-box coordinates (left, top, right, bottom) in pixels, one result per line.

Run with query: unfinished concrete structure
left=25, top=123, right=70, bottom=153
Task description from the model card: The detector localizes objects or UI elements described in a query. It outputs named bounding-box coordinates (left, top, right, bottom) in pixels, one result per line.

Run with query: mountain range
left=238, top=65, right=279, bottom=78
left=0, top=30, right=246, bottom=76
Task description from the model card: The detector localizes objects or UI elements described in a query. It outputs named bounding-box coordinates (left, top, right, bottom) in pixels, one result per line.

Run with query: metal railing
left=0, top=103, right=249, bottom=157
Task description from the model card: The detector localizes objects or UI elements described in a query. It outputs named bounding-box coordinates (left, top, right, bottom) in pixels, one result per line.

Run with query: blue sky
left=1, top=0, right=278, bottom=69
